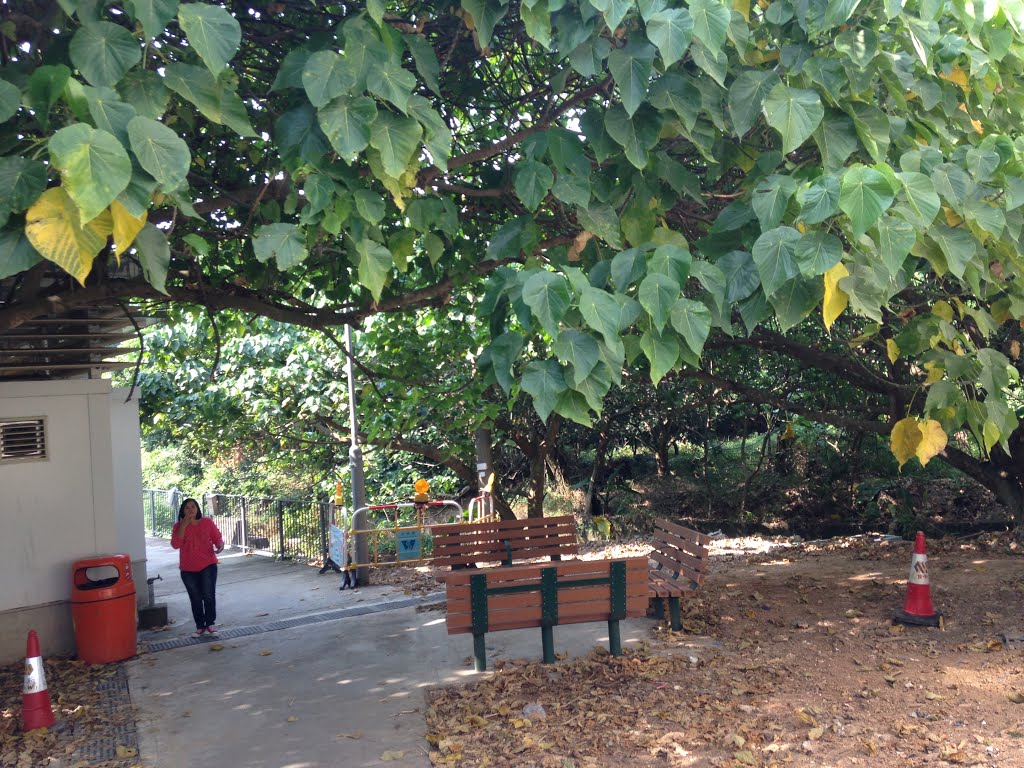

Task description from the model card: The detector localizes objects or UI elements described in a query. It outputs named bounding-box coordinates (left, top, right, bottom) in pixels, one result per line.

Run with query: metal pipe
left=345, top=324, right=369, bottom=584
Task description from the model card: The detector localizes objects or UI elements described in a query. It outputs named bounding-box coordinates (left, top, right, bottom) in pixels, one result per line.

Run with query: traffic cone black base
left=893, top=608, right=942, bottom=628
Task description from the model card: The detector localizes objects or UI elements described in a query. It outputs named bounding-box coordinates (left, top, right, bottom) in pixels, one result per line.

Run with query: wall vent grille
left=0, top=418, right=46, bottom=462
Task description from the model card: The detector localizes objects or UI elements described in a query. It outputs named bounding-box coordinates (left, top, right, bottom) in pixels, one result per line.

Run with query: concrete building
left=0, top=379, right=147, bottom=662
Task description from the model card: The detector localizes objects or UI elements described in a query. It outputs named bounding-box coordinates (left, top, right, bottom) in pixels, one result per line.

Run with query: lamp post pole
left=345, top=323, right=369, bottom=585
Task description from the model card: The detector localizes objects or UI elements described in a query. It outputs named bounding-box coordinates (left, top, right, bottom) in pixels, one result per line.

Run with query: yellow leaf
left=115, top=746, right=137, bottom=759
left=890, top=418, right=922, bottom=469
left=915, top=420, right=947, bottom=466
left=111, top=200, right=147, bottom=259
left=381, top=750, right=406, bottom=761
left=823, top=262, right=850, bottom=331
left=1008, top=691, right=1024, bottom=704
left=923, top=362, right=944, bottom=385
left=208, top=643, right=224, bottom=651
left=940, top=66, right=969, bottom=90
left=942, top=207, right=963, bottom=227
left=886, top=338, right=900, bottom=364
left=931, top=301, right=955, bottom=322
left=25, top=187, right=110, bottom=286
left=287, top=715, right=299, bottom=722
left=796, top=220, right=807, bottom=234
left=795, top=708, right=817, bottom=725
left=734, top=750, right=758, bottom=765
left=259, top=649, right=272, bottom=656
left=808, top=726, right=825, bottom=740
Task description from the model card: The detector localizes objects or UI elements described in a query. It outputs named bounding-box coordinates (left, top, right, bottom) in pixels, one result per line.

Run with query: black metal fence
left=142, top=489, right=331, bottom=564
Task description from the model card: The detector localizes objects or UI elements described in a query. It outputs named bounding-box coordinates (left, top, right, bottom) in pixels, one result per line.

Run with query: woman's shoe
left=192, top=629, right=206, bottom=638
left=205, top=625, right=218, bottom=635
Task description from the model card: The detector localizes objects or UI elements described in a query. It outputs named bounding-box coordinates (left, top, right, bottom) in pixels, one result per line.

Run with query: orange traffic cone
left=22, top=630, right=55, bottom=731
left=894, top=531, right=942, bottom=628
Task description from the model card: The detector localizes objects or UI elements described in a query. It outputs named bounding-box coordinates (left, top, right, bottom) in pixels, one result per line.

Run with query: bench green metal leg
left=541, top=625, right=555, bottom=663
left=651, top=597, right=665, bottom=620
left=669, top=596, right=681, bottom=631
left=608, top=619, right=621, bottom=656
left=473, top=633, right=487, bottom=671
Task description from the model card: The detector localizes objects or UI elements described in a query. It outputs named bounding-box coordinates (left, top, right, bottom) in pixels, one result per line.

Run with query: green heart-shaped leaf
left=69, top=22, right=141, bottom=87
left=178, top=2, right=241, bottom=76
left=48, top=123, right=132, bottom=223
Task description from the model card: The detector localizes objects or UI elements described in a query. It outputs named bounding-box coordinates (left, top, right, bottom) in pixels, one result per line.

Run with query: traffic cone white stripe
left=908, top=553, right=930, bottom=585
left=23, top=656, right=46, bottom=694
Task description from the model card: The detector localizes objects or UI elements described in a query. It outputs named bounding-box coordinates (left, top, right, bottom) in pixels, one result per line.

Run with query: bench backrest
left=446, top=557, right=648, bottom=635
left=431, top=515, right=579, bottom=569
left=650, top=518, right=711, bottom=588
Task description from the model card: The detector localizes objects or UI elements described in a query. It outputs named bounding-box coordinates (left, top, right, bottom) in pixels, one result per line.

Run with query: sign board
left=329, top=524, right=346, bottom=565
left=396, top=529, right=421, bottom=561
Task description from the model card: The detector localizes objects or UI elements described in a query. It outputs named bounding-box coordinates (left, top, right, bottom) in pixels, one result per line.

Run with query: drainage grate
left=142, top=593, right=445, bottom=652
left=63, top=663, right=140, bottom=767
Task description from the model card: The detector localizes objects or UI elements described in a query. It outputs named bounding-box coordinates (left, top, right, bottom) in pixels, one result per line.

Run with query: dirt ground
left=423, top=533, right=1024, bottom=767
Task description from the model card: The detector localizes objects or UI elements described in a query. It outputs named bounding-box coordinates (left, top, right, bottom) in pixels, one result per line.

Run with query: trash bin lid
left=71, top=554, right=136, bottom=602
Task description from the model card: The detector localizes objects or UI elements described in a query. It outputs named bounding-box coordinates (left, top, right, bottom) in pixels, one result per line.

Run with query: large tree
left=0, top=0, right=1021, bottom=516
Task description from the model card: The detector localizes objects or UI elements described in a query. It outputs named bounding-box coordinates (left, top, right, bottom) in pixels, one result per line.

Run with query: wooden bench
left=647, top=519, right=711, bottom=631
left=431, top=515, right=578, bottom=570
left=446, top=557, right=647, bottom=671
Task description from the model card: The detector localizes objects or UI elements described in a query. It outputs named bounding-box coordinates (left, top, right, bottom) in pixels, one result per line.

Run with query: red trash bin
left=71, top=554, right=137, bottom=664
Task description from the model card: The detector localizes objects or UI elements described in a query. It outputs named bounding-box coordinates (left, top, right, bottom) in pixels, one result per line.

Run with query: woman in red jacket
left=171, top=498, right=224, bottom=637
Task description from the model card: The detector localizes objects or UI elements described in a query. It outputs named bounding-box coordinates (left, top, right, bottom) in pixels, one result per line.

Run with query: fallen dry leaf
left=380, top=750, right=406, bottom=761
left=287, top=715, right=299, bottom=722
left=335, top=731, right=363, bottom=740
left=208, top=643, right=225, bottom=652
left=259, top=649, right=272, bottom=656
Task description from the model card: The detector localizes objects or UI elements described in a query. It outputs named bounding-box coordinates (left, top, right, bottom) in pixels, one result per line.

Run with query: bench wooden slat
left=433, top=516, right=580, bottom=569
left=648, top=571, right=694, bottom=598
left=649, top=550, right=705, bottom=586
left=652, top=527, right=709, bottom=564
left=447, top=557, right=646, bottom=586
left=645, top=521, right=710, bottom=631
left=448, top=580, right=648, bottom=607
left=446, top=558, right=649, bottom=635
left=434, top=534, right=577, bottom=553
left=433, top=523, right=577, bottom=545
left=432, top=515, right=576, bottom=535
left=448, top=598, right=647, bottom=634
left=438, top=548, right=577, bottom=568
left=655, top=518, right=712, bottom=546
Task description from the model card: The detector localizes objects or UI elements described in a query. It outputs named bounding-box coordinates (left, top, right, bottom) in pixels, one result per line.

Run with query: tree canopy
left=0, top=0, right=1021, bottom=514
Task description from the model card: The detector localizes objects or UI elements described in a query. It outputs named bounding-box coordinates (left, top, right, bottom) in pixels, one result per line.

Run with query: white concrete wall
left=110, top=388, right=148, bottom=606
left=0, top=379, right=138, bottom=662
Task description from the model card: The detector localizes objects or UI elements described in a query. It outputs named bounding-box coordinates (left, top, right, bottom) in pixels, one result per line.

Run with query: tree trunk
left=526, top=415, right=562, bottom=518
left=654, top=433, right=670, bottom=477
left=584, top=424, right=610, bottom=518
left=941, top=442, right=1024, bottom=527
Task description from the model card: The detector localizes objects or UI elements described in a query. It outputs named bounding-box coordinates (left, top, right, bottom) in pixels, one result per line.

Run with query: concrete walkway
left=128, top=539, right=654, bottom=768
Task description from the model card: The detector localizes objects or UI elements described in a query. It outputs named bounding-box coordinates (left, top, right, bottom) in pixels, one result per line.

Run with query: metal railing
left=142, top=489, right=327, bottom=564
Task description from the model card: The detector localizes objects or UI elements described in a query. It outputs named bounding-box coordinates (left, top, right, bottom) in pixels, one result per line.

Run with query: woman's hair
left=177, top=498, right=204, bottom=520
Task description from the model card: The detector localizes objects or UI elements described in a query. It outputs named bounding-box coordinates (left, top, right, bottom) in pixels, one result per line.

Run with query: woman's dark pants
left=180, top=564, right=218, bottom=630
